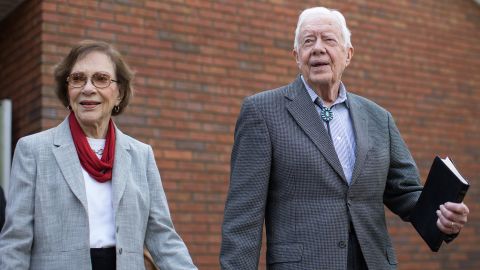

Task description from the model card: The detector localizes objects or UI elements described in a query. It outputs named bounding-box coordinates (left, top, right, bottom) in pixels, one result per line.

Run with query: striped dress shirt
left=301, top=76, right=357, bottom=184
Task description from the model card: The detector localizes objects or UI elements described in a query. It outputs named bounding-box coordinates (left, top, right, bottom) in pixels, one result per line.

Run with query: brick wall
left=0, top=0, right=43, bottom=143
left=1, top=0, right=479, bottom=269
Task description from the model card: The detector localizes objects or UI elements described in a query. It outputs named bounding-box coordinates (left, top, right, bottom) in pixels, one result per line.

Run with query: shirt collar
left=300, top=75, right=349, bottom=108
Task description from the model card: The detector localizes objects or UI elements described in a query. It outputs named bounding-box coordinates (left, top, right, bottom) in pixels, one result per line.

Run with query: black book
left=410, top=156, right=469, bottom=252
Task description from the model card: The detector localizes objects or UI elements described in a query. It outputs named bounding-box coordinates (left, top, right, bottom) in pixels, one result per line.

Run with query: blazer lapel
left=111, top=127, right=131, bottom=214
left=285, top=77, right=347, bottom=182
left=53, top=117, right=88, bottom=212
left=347, top=94, right=369, bottom=185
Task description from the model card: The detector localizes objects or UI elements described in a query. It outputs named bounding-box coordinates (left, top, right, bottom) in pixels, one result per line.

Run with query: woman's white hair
left=293, top=7, right=352, bottom=51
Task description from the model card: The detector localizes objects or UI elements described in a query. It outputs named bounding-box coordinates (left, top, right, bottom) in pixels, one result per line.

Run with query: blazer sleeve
left=383, top=113, right=462, bottom=244
left=143, top=145, right=197, bottom=270
left=220, top=97, right=271, bottom=270
left=383, top=112, right=423, bottom=220
left=0, top=138, right=36, bottom=270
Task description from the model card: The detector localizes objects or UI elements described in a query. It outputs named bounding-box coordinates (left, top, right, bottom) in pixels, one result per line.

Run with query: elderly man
left=220, top=7, right=470, bottom=270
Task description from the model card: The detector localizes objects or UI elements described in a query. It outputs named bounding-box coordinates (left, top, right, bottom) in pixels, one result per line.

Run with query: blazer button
left=338, top=241, right=347, bottom=249
left=119, top=248, right=123, bottom=255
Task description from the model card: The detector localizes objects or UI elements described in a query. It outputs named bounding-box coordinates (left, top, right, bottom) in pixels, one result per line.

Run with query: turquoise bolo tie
left=320, top=107, right=334, bottom=122
left=314, top=97, right=333, bottom=137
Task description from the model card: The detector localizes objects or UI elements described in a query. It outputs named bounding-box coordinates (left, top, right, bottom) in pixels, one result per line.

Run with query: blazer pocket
left=385, top=245, right=398, bottom=265
left=267, top=243, right=303, bottom=264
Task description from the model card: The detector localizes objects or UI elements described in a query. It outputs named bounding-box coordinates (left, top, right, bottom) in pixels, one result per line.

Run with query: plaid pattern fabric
left=221, top=76, right=423, bottom=270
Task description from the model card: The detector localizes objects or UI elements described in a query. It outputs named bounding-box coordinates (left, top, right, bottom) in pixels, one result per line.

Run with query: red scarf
left=68, top=113, right=116, bottom=182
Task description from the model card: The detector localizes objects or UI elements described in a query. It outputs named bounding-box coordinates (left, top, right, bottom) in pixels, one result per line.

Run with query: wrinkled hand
left=436, top=202, right=469, bottom=235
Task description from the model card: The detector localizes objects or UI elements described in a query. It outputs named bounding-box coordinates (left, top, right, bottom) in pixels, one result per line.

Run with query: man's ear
left=292, top=48, right=299, bottom=66
left=345, top=46, right=354, bottom=66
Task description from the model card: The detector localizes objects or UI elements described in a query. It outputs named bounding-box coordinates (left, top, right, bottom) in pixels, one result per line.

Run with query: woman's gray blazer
left=0, top=117, right=197, bottom=270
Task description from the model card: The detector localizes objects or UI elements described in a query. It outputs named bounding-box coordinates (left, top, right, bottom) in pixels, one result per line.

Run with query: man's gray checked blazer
left=0, top=117, right=197, bottom=270
left=220, top=76, right=423, bottom=270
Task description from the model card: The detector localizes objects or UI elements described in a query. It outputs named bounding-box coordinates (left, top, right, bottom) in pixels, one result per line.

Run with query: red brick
left=1, top=1, right=480, bottom=270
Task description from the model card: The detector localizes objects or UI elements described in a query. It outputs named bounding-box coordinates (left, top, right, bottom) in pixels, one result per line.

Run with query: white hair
left=293, top=7, right=352, bottom=51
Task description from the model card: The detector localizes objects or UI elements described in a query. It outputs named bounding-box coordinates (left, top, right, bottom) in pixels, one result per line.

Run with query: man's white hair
left=293, top=7, right=352, bottom=51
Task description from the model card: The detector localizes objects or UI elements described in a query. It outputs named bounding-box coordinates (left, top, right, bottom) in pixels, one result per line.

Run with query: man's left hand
left=436, top=202, right=469, bottom=235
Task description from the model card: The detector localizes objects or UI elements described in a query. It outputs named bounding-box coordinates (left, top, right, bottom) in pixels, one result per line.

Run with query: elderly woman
left=0, top=40, right=197, bottom=270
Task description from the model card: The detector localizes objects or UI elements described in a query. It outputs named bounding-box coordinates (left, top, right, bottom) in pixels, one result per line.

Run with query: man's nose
left=312, top=39, right=326, bottom=54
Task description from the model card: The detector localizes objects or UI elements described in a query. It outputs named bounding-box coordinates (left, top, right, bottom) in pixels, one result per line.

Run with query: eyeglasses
left=67, top=72, right=118, bottom=89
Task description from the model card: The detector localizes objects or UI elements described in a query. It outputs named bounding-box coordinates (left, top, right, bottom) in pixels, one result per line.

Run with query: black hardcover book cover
left=410, top=156, right=469, bottom=252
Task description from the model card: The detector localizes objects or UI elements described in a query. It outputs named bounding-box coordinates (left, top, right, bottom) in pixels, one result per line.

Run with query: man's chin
left=306, top=76, right=334, bottom=89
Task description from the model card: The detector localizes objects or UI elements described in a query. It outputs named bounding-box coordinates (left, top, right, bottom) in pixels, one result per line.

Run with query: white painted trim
left=0, top=99, right=12, bottom=198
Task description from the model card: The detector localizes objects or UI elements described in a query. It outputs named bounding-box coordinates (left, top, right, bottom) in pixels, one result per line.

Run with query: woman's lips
left=79, top=101, right=101, bottom=109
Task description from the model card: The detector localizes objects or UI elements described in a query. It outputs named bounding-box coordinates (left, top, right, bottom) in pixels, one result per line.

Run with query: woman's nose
left=81, top=78, right=96, bottom=94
